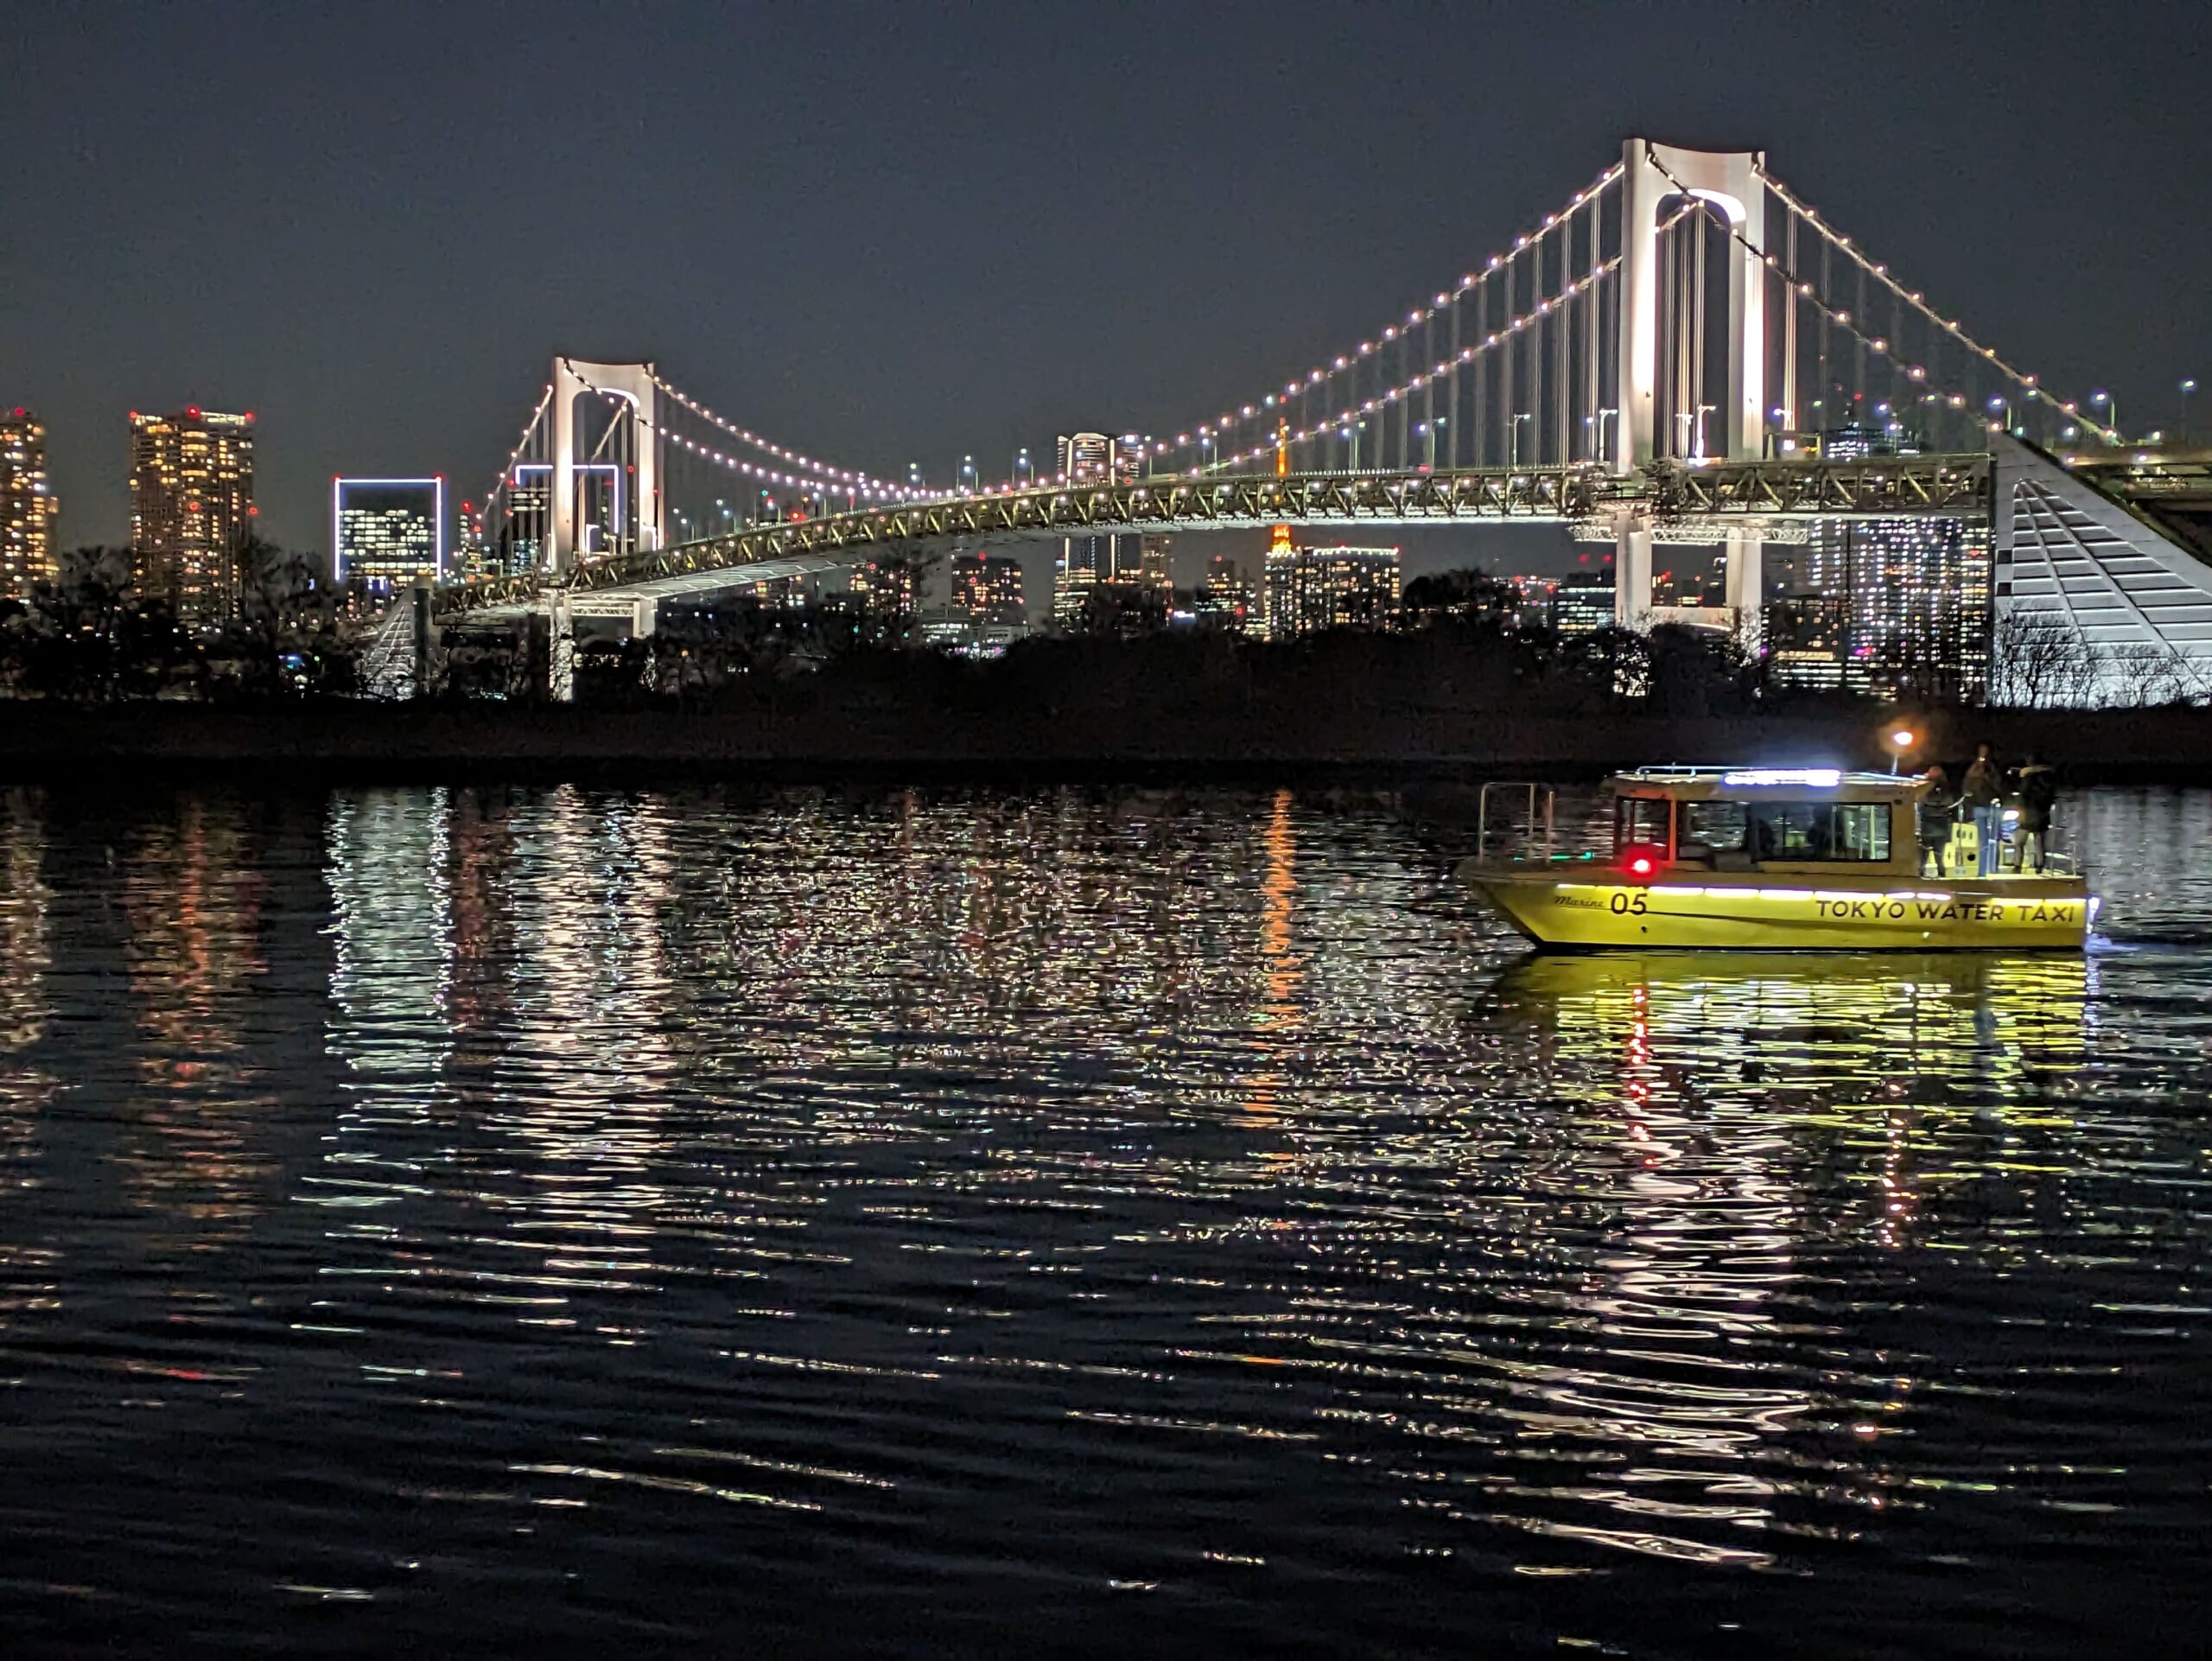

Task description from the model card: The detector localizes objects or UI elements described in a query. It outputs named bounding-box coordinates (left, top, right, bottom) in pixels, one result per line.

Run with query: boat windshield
left=1682, top=799, right=1892, bottom=862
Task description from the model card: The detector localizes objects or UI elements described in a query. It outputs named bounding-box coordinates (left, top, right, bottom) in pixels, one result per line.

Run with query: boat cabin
left=1608, top=767, right=1926, bottom=878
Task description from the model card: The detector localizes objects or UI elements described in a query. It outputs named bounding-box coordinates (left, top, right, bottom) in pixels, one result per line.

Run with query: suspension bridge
left=376, top=138, right=2212, bottom=705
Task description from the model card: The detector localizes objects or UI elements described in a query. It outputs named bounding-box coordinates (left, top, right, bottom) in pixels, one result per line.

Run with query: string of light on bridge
left=557, top=365, right=926, bottom=512
left=1153, top=160, right=1627, bottom=464
left=476, top=380, right=554, bottom=533
left=651, top=371, right=908, bottom=497
left=663, top=424, right=908, bottom=500
left=1176, top=254, right=1631, bottom=474
left=1169, top=197, right=1719, bottom=476
left=1748, top=162, right=2120, bottom=443
left=1625, top=145, right=2120, bottom=446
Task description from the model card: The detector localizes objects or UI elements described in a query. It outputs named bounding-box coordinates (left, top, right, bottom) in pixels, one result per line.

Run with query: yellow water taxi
left=1456, top=767, right=2094, bottom=951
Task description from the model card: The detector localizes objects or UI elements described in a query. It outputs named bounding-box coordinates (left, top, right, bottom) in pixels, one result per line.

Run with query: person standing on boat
left=1916, top=764, right=1959, bottom=876
left=1961, top=744, right=2005, bottom=876
left=2015, top=754, right=2058, bottom=873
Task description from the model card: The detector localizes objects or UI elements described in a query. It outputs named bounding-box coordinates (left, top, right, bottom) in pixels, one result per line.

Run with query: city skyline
left=3, top=3, right=2205, bottom=557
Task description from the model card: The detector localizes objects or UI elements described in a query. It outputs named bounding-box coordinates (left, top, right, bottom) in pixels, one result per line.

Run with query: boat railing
left=1475, top=781, right=1556, bottom=865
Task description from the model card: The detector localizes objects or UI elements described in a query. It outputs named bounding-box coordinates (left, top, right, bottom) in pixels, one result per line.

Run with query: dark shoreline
left=5, top=703, right=2212, bottom=786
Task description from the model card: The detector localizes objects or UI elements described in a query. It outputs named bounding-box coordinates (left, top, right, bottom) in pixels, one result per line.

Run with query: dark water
left=0, top=782, right=2207, bottom=1658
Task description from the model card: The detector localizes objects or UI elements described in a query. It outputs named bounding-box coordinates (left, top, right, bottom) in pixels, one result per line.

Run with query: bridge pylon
left=548, top=358, right=665, bottom=573
left=1616, top=139, right=1766, bottom=472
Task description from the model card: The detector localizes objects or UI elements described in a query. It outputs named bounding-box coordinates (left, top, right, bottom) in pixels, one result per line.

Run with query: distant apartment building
left=1261, top=542, right=1402, bottom=640
left=1193, top=551, right=1255, bottom=633
left=1, top=409, right=60, bottom=601
left=744, top=574, right=814, bottom=608
left=334, top=477, right=445, bottom=587
left=129, top=407, right=255, bottom=625
left=950, top=551, right=1027, bottom=624
left=1552, top=569, right=1617, bottom=633
left=850, top=557, right=920, bottom=617
left=1763, top=591, right=1852, bottom=690
left=1799, top=516, right=1993, bottom=699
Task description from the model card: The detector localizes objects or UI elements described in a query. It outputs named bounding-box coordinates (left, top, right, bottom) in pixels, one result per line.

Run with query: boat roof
left=1607, top=766, right=1929, bottom=801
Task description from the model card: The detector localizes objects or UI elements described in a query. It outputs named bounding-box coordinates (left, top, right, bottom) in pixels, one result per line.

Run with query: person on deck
left=1916, top=764, right=1959, bottom=877
left=1961, top=743, right=2005, bottom=876
left=2015, top=754, right=2058, bottom=874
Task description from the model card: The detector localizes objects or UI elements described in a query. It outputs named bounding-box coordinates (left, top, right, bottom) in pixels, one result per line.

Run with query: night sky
left=6, top=0, right=2207, bottom=573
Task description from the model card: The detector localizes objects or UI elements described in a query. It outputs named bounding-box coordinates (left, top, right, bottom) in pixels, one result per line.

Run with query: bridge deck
left=438, top=453, right=1996, bottom=617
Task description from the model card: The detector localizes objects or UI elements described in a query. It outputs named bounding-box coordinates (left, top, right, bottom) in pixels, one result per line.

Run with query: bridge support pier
left=1613, top=513, right=1654, bottom=632
left=528, top=592, right=577, bottom=703
left=550, top=592, right=575, bottom=703
left=1725, top=530, right=1763, bottom=655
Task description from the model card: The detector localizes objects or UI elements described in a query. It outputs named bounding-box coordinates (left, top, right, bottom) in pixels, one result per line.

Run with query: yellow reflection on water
left=1243, top=790, right=1304, bottom=1121
left=1440, top=949, right=2094, bottom=1561
left=1491, top=950, right=2088, bottom=1126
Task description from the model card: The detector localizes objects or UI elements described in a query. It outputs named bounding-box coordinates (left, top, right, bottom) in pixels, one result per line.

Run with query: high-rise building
left=1261, top=543, right=1402, bottom=640
left=129, top=407, right=255, bottom=625
left=1553, top=569, right=1617, bottom=633
left=850, top=558, right=919, bottom=617
left=334, top=477, right=445, bottom=587
left=1, top=409, right=60, bottom=601
left=1763, top=592, right=1852, bottom=690
left=1052, top=430, right=1151, bottom=624
left=950, top=552, right=1026, bottom=623
left=1194, top=551, right=1255, bottom=633
left=1805, top=516, right=1992, bottom=699
left=1135, top=533, right=1173, bottom=595
left=1056, top=431, right=1117, bottom=484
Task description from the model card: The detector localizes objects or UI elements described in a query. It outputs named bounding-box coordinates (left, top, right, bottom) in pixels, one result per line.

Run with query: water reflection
left=0, top=791, right=58, bottom=1350
left=0, top=785, right=2202, bottom=1656
left=1404, top=950, right=2100, bottom=1563
left=115, top=799, right=276, bottom=1244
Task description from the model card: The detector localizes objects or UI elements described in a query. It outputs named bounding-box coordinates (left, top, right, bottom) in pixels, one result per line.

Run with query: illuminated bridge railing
left=435, top=455, right=1996, bottom=616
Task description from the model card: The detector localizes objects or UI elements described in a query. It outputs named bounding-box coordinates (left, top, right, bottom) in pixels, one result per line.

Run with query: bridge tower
left=547, top=358, right=665, bottom=574
left=1614, top=139, right=1766, bottom=471
left=1612, top=140, right=1767, bottom=642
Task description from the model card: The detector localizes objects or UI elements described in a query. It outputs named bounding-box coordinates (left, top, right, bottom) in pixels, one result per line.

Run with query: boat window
left=1680, top=800, right=1748, bottom=851
left=1745, top=800, right=1893, bottom=862
left=1614, top=796, right=1671, bottom=854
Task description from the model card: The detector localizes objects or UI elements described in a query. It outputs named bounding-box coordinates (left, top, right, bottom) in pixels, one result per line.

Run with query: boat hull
left=1458, top=862, right=2092, bottom=951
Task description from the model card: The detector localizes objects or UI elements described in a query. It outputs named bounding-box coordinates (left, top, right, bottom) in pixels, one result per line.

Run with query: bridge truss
left=439, top=454, right=1996, bottom=618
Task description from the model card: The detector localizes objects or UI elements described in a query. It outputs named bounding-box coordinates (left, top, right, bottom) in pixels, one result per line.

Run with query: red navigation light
left=10, top=408, right=22, bottom=418
left=243, top=411, right=255, bottom=422
left=1619, top=843, right=1664, bottom=881
left=187, top=406, right=201, bottom=419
